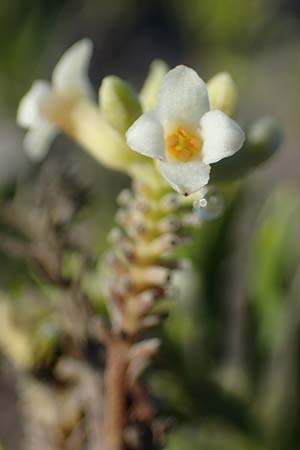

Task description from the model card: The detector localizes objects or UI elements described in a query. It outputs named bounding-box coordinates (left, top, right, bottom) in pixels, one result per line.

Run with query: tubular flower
left=126, top=65, right=245, bottom=195
left=17, top=39, right=93, bottom=160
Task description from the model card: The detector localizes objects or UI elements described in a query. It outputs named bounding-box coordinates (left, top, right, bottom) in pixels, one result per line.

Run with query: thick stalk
left=101, top=180, right=197, bottom=450
left=104, top=335, right=131, bottom=450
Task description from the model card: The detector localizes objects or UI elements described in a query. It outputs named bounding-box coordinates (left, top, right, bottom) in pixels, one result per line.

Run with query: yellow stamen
left=166, top=135, right=179, bottom=147
left=166, top=127, right=202, bottom=162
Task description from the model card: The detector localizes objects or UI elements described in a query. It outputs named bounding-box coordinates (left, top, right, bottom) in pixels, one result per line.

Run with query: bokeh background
left=0, top=0, right=300, bottom=449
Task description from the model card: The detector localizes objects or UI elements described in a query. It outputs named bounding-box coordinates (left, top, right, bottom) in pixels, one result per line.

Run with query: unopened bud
left=247, top=117, right=283, bottom=162
left=140, top=59, right=168, bottom=111
left=99, top=76, right=142, bottom=134
left=207, top=72, right=237, bottom=118
left=210, top=117, right=282, bottom=183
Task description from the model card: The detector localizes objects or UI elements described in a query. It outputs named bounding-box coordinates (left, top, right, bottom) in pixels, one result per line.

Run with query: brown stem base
left=104, top=335, right=131, bottom=450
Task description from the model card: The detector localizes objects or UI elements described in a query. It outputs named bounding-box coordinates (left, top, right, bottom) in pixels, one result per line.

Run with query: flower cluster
left=17, top=39, right=246, bottom=196
left=13, top=39, right=282, bottom=450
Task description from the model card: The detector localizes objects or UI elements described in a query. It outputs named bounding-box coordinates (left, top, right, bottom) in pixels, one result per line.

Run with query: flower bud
left=139, top=59, right=168, bottom=111
left=207, top=72, right=237, bottom=118
left=99, top=76, right=142, bottom=134
left=247, top=117, right=283, bottom=161
left=210, top=117, right=283, bottom=184
left=56, top=99, right=148, bottom=175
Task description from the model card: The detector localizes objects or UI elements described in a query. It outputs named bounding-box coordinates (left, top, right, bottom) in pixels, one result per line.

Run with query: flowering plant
left=8, top=39, right=282, bottom=450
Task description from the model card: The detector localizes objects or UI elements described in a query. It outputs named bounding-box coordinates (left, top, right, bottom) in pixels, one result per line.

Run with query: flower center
left=166, top=128, right=202, bottom=163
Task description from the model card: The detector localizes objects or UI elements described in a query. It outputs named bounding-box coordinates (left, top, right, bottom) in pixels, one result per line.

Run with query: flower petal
left=200, top=110, right=245, bottom=164
left=157, top=65, right=209, bottom=132
left=159, top=160, right=211, bottom=195
left=126, top=111, right=166, bottom=160
left=17, top=80, right=52, bottom=128
left=23, top=123, right=58, bottom=161
left=52, top=38, right=93, bottom=98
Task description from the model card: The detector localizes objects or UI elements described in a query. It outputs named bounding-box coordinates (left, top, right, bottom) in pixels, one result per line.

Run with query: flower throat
left=166, top=127, right=202, bottom=162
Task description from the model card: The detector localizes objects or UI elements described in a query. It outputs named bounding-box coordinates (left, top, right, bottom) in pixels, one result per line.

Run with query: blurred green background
left=0, top=0, right=300, bottom=449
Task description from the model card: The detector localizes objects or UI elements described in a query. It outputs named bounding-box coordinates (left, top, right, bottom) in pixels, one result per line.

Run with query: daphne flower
left=126, top=65, right=245, bottom=195
left=17, top=39, right=93, bottom=160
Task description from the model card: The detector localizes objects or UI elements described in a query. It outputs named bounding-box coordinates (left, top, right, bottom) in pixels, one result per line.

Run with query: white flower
left=126, top=65, right=245, bottom=195
left=17, top=39, right=93, bottom=160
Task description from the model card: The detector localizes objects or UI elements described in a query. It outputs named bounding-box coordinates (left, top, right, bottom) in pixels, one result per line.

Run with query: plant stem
left=104, top=335, right=131, bottom=450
